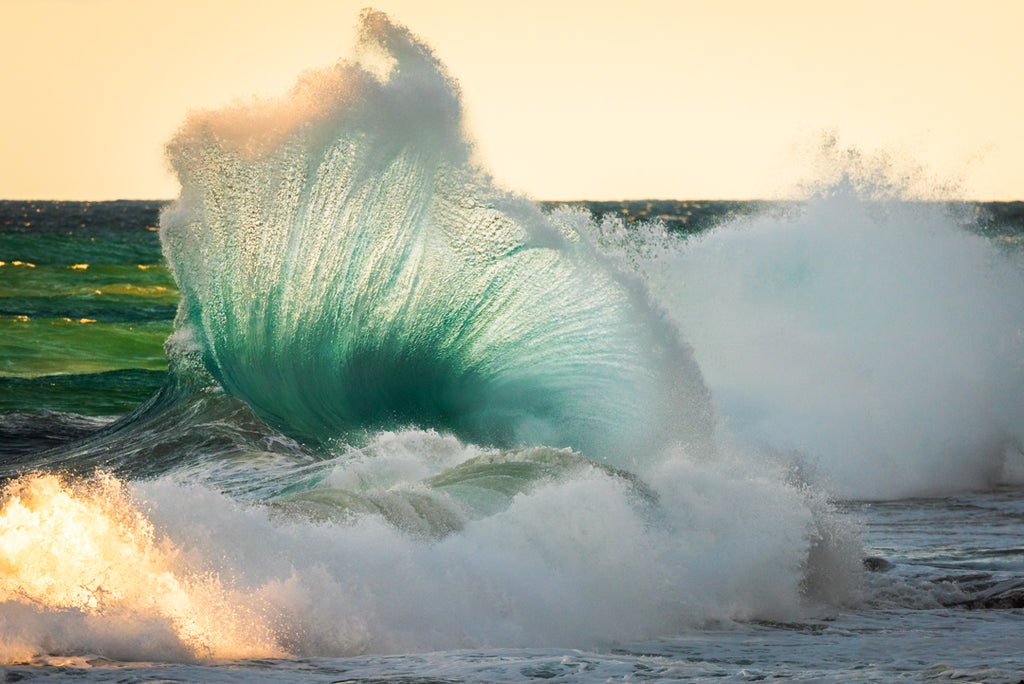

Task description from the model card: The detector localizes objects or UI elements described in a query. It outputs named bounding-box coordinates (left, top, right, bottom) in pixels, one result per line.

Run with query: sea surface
left=3, top=11, right=1024, bottom=683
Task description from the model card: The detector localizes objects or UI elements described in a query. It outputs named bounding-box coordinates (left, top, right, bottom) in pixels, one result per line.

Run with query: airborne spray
left=626, top=157, right=1024, bottom=499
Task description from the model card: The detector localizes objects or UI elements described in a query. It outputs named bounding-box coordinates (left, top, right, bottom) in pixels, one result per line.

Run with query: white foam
left=0, top=437, right=861, bottom=662
left=627, top=193, right=1024, bottom=499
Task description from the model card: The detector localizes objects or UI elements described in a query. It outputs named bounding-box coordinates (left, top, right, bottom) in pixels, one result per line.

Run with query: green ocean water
left=0, top=201, right=173, bottom=415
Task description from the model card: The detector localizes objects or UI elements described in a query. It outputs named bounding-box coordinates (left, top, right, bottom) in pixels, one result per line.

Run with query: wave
left=0, top=12, right=861, bottom=663
left=0, top=440, right=857, bottom=660
left=159, top=10, right=712, bottom=467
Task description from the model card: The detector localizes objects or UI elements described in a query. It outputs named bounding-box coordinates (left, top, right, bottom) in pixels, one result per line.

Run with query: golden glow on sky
left=1, top=0, right=1021, bottom=200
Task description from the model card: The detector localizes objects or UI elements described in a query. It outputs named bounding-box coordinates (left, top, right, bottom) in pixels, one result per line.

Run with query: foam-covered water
left=2, top=9, right=1024, bottom=683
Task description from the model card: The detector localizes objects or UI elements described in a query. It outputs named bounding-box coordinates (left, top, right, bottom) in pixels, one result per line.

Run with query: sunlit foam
left=0, top=473, right=282, bottom=662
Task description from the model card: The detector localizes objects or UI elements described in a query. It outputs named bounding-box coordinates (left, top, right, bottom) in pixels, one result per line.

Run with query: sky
left=1, top=0, right=1021, bottom=201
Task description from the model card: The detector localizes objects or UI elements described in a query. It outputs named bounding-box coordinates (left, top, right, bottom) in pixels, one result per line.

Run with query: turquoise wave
left=160, top=11, right=712, bottom=467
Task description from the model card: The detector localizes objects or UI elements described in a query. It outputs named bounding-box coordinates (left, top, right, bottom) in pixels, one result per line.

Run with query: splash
left=160, top=10, right=712, bottom=465
left=616, top=165, right=1024, bottom=499
left=0, top=472, right=281, bottom=662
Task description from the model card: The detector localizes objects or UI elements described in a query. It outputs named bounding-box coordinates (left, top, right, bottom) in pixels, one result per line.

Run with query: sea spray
left=615, top=176, right=1024, bottom=499
left=160, top=10, right=712, bottom=466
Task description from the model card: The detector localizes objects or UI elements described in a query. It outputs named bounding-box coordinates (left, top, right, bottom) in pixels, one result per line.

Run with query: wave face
left=160, top=11, right=712, bottom=466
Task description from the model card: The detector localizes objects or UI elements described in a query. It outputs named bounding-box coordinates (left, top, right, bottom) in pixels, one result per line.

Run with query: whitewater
left=2, top=10, right=1024, bottom=682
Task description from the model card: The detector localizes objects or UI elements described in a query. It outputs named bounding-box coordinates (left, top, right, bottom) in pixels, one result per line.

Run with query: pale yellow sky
left=0, top=0, right=1020, bottom=200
